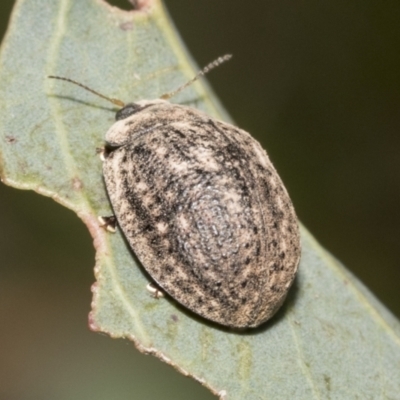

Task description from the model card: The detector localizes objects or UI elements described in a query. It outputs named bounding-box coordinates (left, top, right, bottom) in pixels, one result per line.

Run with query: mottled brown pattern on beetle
left=103, top=101, right=300, bottom=328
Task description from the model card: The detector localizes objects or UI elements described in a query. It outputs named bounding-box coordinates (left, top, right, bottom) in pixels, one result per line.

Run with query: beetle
left=49, top=55, right=300, bottom=328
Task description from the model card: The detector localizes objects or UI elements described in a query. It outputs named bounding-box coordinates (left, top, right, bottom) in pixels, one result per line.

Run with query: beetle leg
left=98, top=216, right=117, bottom=233
left=146, top=282, right=165, bottom=299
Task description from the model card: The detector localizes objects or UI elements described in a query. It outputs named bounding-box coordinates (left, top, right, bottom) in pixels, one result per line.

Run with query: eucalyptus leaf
left=1, top=0, right=399, bottom=399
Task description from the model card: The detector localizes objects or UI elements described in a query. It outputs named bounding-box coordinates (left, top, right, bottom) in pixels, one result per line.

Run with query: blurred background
left=0, top=0, right=399, bottom=399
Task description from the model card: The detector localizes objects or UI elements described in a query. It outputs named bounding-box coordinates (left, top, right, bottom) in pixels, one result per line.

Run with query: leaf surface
left=1, top=0, right=400, bottom=398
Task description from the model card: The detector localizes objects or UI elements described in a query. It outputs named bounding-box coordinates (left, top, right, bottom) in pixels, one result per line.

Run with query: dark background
left=1, top=0, right=399, bottom=399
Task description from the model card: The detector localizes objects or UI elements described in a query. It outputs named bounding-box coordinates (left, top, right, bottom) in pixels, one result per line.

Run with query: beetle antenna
left=48, top=76, right=125, bottom=107
left=160, top=54, right=232, bottom=100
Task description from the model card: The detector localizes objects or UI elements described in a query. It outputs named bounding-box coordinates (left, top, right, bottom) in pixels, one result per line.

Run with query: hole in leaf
left=104, top=0, right=136, bottom=10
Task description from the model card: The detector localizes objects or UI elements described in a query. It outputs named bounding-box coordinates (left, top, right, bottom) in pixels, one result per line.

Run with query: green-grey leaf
left=1, top=0, right=400, bottom=399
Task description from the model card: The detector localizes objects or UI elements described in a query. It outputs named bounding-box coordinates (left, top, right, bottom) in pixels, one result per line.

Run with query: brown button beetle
left=49, top=55, right=300, bottom=328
